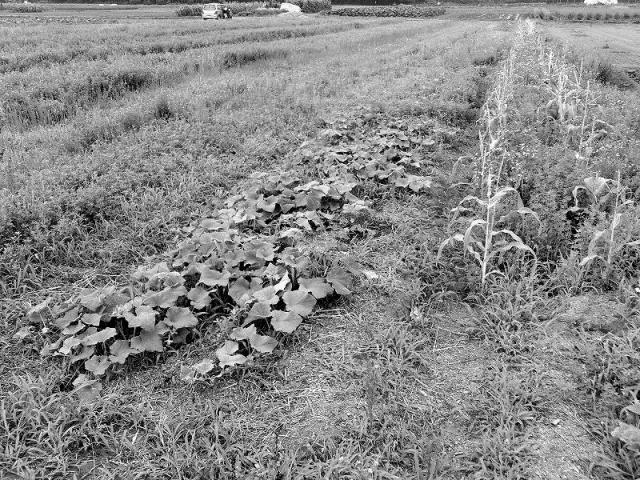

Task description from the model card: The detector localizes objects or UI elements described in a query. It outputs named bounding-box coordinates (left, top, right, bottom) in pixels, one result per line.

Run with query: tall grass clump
left=220, top=46, right=288, bottom=69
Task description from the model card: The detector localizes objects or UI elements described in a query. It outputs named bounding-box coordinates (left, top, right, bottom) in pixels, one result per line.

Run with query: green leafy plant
left=574, top=173, right=639, bottom=280
left=438, top=188, right=539, bottom=286
left=219, top=172, right=369, bottom=236
left=297, top=120, right=437, bottom=193
left=438, top=27, right=539, bottom=287
left=577, top=328, right=640, bottom=479
left=40, top=172, right=363, bottom=393
left=36, top=105, right=442, bottom=394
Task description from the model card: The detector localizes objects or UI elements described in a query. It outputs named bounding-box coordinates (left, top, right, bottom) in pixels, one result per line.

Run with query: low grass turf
left=2, top=8, right=640, bottom=480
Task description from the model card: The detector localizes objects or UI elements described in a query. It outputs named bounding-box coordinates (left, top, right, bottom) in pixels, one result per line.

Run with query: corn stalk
left=439, top=21, right=539, bottom=286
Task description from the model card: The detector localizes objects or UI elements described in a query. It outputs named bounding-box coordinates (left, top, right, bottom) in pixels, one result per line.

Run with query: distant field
left=0, top=2, right=173, bottom=19
left=544, top=22, right=640, bottom=70
left=445, top=2, right=640, bottom=19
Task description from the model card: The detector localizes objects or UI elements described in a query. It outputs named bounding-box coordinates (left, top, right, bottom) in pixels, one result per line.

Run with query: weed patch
left=220, top=47, right=289, bottom=69
left=460, top=365, right=543, bottom=479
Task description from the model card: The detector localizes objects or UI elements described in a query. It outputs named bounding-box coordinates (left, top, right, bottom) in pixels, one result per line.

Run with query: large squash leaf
left=299, top=278, right=334, bottom=299
left=130, top=329, right=163, bottom=353
left=143, top=286, right=187, bottom=308
left=85, top=356, right=111, bottom=376
left=271, top=310, right=303, bottom=333
left=283, top=290, right=316, bottom=316
left=81, top=328, right=117, bottom=346
left=216, top=340, right=249, bottom=368
left=164, top=307, right=198, bottom=330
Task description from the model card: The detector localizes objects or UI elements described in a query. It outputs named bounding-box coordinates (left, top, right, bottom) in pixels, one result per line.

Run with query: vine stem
left=605, top=170, right=622, bottom=276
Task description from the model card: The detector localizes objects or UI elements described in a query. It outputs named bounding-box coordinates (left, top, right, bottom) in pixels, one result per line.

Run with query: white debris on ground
left=280, top=2, right=302, bottom=12
left=584, top=0, right=618, bottom=5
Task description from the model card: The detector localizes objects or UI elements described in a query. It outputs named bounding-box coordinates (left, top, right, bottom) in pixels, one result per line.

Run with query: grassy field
left=2, top=5, right=640, bottom=480
left=545, top=22, right=640, bottom=72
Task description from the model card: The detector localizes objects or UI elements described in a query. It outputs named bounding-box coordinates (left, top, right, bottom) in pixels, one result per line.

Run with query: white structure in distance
left=584, top=0, right=618, bottom=5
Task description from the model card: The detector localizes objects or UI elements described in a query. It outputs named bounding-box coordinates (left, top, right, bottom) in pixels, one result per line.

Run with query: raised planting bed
left=329, top=6, right=445, bottom=17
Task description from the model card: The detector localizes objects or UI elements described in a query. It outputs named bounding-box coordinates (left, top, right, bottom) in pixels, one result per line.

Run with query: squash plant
left=38, top=117, right=437, bottom=397
left=42, top=173, right=360, bottom=396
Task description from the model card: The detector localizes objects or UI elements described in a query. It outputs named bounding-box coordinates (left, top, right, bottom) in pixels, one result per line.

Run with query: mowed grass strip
left=0, top=18, right=375, bottom=74
left=1, top=20, right=396, bottom=130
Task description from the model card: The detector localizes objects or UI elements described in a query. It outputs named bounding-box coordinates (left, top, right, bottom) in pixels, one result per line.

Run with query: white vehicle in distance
left=202, top=3, right=233, bottom=19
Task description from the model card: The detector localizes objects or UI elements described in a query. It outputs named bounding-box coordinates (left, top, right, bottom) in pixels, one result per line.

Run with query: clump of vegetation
left=0, top=23, right=303, bottom=74
left=231, top=5, right=283, bottom=17
left=1, top=38, right=313, bottom=131
left=524, top=6, right=640, bottom=23
left=25, top=80, right=442, bottom=395
left=220, top=46, right=289, bottom=68
left=175, top=2, right=326, bottom=17
left=289, top=0, right=331, bottom=13
left=330, top=6, right=445, bottom=17
left=152, top=95, right=174, bottom=120
left=572, top=173, right=640, bottom=287
left=433, top=20, right=640, bottom=477
left=34, top=102, right=441, bottom=392
left=10, top=3, right=43, bottom=13
left=438, top=22, right=539, bottom=287
left=433, top=17, right=639, bottom=289
left=39, top=173, right=365, bottom=394
left=175, top=4, right=202, bottom=16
